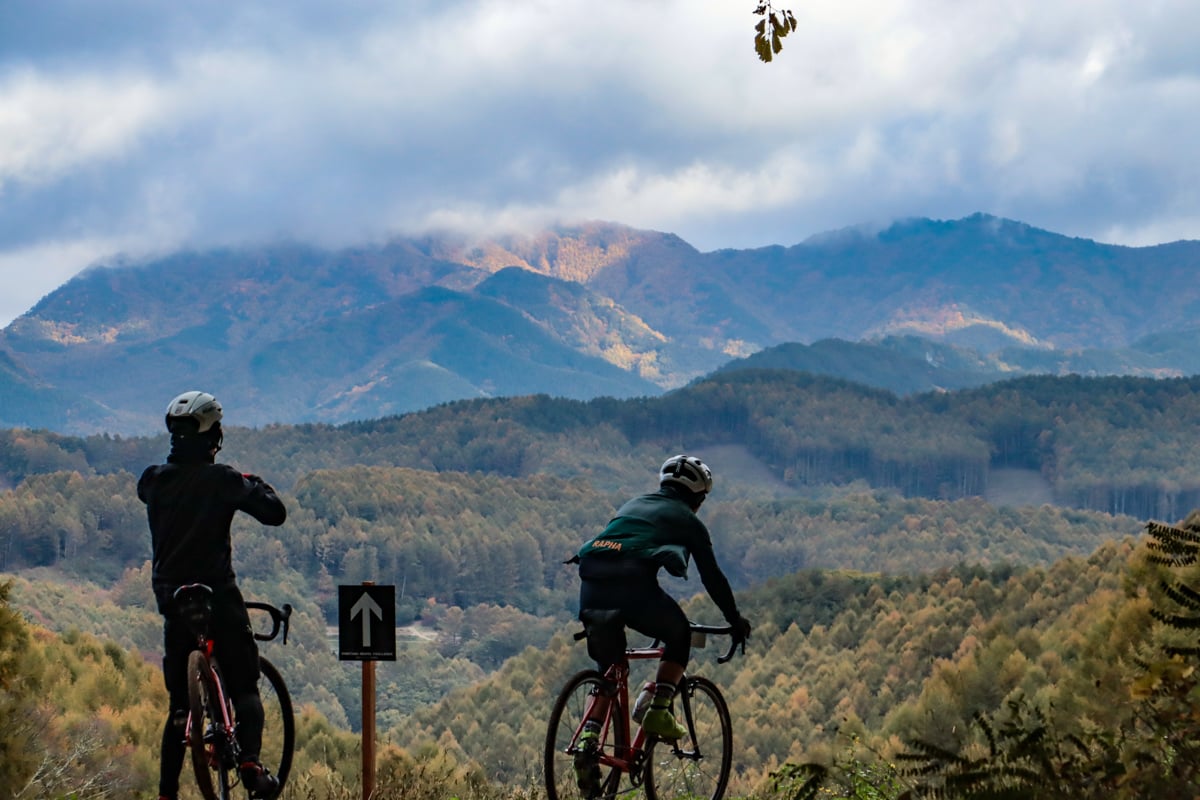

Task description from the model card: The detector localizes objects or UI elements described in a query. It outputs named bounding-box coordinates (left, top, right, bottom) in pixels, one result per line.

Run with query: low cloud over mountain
left=2, top=214, right=1198, bottom=435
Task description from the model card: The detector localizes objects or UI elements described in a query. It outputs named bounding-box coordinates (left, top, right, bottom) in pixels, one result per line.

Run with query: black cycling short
left=578, top=555, right=691, bottom=668
left=161, top=582, right=261, bottom=710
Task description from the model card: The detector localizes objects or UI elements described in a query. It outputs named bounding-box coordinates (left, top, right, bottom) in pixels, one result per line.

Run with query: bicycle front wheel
left=257, top=655, right=295, bottom=791
left=544, top=670, right=625, bottom=800
left=645, top=676, right=732, bottom=800
left=186, top=650, right=224, bottom=800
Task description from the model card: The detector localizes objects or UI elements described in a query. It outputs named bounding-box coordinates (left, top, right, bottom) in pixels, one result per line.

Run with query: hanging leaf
left=756, top=35, right=773, bottom=63
left=752, top=1, right=796, bottom=63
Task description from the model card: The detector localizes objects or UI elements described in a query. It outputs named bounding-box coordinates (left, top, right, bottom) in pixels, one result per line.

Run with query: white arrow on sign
left=350, top=591, right=384, bottom=647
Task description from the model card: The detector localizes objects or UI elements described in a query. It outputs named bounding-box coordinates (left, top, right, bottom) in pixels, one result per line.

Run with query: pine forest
left=5, top=370, right=1200, bottom=797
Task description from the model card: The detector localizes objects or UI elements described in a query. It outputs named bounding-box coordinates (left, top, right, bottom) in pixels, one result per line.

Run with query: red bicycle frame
left=187, top=640, right=239, bottom=769
left=571, top=642, right=667, bottom=776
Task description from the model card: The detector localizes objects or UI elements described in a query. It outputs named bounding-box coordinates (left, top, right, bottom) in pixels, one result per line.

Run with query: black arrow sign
left=337, top=584, right=396, bottom=661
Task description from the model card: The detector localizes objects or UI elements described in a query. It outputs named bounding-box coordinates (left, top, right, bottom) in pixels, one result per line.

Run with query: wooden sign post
left=338, top=582, right=397, bottom=799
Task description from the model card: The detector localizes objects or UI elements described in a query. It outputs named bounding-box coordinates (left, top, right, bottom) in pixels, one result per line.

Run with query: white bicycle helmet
left=165, top=391, right=223, bottom=434
left=659, top=455, right=713, bottom=495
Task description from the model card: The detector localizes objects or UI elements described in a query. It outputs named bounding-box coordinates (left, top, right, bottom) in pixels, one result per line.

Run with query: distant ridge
left=3, top=213, right=1200, bottom=434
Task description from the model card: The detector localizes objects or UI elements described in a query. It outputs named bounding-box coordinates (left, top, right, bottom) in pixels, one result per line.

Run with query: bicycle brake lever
left=717, top=637, right=741, bottom=664
left=281, top=603, right=293, bottom=645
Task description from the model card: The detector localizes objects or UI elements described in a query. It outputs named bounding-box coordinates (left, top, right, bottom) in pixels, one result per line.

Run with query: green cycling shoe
left=640, top=706, right=687, bottom=740
left=573, top=722, right=602, bottom=797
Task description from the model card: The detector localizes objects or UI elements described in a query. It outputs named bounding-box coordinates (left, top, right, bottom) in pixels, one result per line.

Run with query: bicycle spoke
left=177, top=595, right=294, bottom=800
left=257, top=656, right=295, bottom=791
left=645, top=677, right=732, bottom=800
left=544, top=671, right=628, bottom=800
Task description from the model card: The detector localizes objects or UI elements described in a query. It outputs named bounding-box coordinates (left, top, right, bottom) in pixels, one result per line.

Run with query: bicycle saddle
left=578, top=608, right=623, bottom=628
left=172, top=583, right=215, bottom=631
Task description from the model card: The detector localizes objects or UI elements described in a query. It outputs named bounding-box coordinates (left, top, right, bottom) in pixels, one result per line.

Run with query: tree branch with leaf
left=753, top=2, right=798, bottom=63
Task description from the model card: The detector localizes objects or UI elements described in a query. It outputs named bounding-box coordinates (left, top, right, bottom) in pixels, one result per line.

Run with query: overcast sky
left=1, top=0, right=1198, bottom=328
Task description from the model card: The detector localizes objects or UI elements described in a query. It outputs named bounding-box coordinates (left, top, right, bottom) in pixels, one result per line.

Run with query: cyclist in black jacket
left=139, top=391, right=286, bottom=800
left=575, top=455, right=751, bottom=744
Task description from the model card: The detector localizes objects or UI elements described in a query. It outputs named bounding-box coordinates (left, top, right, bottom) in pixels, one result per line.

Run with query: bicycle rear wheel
left=645, top=676, right=732, bottom=800
left=544, top=670, right=626, bottom=800
left=258, top=655, right=295, bottom=791
left=187, top=650, right=227, bottom=800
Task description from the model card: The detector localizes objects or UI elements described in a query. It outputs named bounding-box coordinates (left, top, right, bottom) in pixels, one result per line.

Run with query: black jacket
left=138, top=461, right=286, bottom=612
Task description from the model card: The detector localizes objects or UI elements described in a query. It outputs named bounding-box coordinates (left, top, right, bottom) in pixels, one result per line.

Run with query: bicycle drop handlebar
left=246, top=600, right=293, bottom=645
left=687, top=623, right=744, bottom=664
left=605, top=621, right=744, bottom=664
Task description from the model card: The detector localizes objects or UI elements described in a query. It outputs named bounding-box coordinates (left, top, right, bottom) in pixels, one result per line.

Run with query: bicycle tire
left=209, top=656, right=240, bottom=800
left=186, top=650, right=222, bottom=800
left=600, top=700, right=629, bottom=797
left=258, top=655, right=296, bottom=791
left=544, top=670, right=625, bottom=800
left=644, top=676, right=732, bottom=800
left=188, top=653, right=295, bottom=800
left=217, top=756, right=234, bottom=800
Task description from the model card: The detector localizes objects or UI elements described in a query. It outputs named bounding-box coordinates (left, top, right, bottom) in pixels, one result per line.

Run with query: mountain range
left=2, top=212, right=1199, bottom=435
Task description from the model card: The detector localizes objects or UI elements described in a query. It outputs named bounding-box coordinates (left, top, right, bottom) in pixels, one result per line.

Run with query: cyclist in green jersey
left=575, top=455, right=751, bottom=742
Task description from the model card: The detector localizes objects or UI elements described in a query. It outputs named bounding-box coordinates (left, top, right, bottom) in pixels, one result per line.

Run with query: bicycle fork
left=662, top=682, right=703, bottom=760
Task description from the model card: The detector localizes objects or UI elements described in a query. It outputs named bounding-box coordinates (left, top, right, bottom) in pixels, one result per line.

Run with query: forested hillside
left=6, top=370, right=1200, bottom=796
left=390, top=541, right=1142, bottom=795
left=5, top=371, right=1200, bottom=518
left=7, top=527, right=1198, bottom=797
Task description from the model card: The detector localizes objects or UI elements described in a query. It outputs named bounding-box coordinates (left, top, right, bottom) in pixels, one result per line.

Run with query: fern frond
left=1164, top=580, right=1200, bottom=608
left=769, top=762, right=827, bottom=800
left=973, top=710, right=998, bottom=756
left=898, top=739, right=972, bottom=764
left=1149, top=609, right=1200, bottom=629
left=1009, top=725, right=1048, bottom=760
left=897, top=760, right=952, bottom=777
left=1147, top=520, right=1200, bottom=544
left=1163, top=645, right=1200, bottom=657
left=1147, top=554, right=1198, bottom=567
left=1146, top=538, right=1197, bottom=556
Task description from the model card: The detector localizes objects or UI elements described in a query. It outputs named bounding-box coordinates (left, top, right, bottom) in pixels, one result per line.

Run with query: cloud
left=0, top=237, right=146, bottom=325
left=0, top=69, right=166, bottom=186
left=0, top=0, right=1198, bottom=327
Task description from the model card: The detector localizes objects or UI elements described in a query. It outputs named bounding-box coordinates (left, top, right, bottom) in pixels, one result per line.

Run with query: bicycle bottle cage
left=172, top=583, right=215, bottom=634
